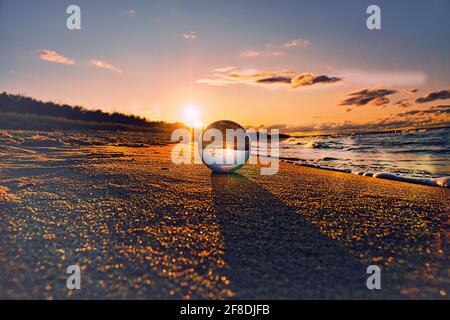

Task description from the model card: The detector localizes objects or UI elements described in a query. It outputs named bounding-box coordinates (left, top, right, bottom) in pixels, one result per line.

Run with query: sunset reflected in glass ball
left=200, top=120, right=250, bottom=173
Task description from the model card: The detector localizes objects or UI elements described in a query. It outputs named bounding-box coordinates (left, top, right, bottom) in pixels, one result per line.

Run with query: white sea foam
left=435, top=176, right=450, bottom=188
left=373, top=173, right=450, bottom=188
left=372, top=172, right=438, bottom=187
left=275, top=127, right=450, bottom=187
left=280, top=159, right=450, bottom=188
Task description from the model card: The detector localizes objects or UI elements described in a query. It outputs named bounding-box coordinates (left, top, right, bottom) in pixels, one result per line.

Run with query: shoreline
left=278, top=158, right=450, bottom=188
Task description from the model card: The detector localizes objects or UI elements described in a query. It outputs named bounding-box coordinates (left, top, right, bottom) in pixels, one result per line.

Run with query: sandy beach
left=0, top=130, right=449, bottom=299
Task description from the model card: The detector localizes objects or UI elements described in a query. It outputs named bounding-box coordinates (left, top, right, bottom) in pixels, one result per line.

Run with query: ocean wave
left=390, top=148, right=449, bottom=154
left=372, top=172, right=450, bottom=188
left=279, top=158, right=450, bottom=188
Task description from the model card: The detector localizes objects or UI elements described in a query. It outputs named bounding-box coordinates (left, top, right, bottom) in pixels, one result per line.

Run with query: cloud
left=197, top=68, right=341, bottom=89
left=266, top=38, right=309, bottom=49
left=39, top=50, right=74, bottom=65
left=212, top=66, right=238, bottom=73
left=262, top=106, right=450, bottom=134
left=197, top=69, right=294, bottom=87
left=182, top=32, right=197, bottom=40
left=240, top=50, right=284, bottom=57
left=416, top=89, right=450, bottom=103
left=283, top=38, right=309, bottom=48
left=195, top=78, right=237, bottom=86
left=240, top=50, right=262, bottom=57
left=127, top=9, right=136, bottom=16
left=339, top=89, right=398, bottom=106
left=393, top=99, right=413, bottom=108
left=228, top=70, right=290, bottom=79
left=373, top=96, right=390, bottom=106
left=241, top=38, right=308, bottom=58
left=291, top=73, right=341, bottom=88
left=256, top=76, right=292, bottom=85
left=396, top=105, right=450, bottom=117
left=90, top=59, right=123, bottom=74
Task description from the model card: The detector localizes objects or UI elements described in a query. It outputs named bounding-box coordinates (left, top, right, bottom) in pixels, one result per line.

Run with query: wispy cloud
left=373, top=96, right=390, bottom=106
left=90, top=59, right=123, bottom=74
left=240, top=50, right=262, bottom=57
left=240, top=49, right=284, bottom=57
left=127, top=9, right=136, bottom=16
left=266, top=38, right=309, bottom=49
left=416, top=89, right=450, bottom=103
left=197, top=68, right=341, bottom=89
left=392, top=99, right=413, bottom=108
left=197, top=69, right=295, bottom=87
left=182, top=32, right=197, bottom=40
left=396, top=105, right=450, bottom=117
left=339, top=89, right=398, bottom=107
left=39, top=50, right=75, bottom=65
left=241, top=38, right=307, bottom=58
left=283, top=38, right=309, bottom=48
left=212, top=66, right=238, bottom=73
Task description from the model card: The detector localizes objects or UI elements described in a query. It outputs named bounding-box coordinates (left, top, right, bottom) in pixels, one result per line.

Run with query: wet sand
left=0, top=130, right=449, bottom=299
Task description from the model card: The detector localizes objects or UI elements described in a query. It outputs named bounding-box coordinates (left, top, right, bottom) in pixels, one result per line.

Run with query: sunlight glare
left=182, top=103, right=203, bottom=127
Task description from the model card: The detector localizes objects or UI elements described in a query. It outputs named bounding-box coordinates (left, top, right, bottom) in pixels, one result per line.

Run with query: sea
left=254, top=127, right=450, bottom=187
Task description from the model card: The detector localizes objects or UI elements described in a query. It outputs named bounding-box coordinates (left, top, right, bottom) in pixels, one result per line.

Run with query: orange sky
left=1, top=1, right=449, bottom=133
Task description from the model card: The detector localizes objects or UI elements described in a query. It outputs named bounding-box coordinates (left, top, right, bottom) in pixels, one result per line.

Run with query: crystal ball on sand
left=200, top=120, right=250, bottom=173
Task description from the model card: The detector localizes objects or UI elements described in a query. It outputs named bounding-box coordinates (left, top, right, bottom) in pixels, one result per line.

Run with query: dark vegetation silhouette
left=0, top=92, right=181, bottom=131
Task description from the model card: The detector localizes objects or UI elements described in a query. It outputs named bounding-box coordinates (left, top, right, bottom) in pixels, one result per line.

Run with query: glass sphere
left=200, top=120, right=250, bottom=173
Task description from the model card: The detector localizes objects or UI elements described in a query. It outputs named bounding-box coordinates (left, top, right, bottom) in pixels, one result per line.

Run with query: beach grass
left=0, top=111, right=178, bottom=132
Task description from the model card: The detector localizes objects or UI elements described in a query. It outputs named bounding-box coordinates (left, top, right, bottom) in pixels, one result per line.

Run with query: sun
left=182, top=103, right=203, bottom=128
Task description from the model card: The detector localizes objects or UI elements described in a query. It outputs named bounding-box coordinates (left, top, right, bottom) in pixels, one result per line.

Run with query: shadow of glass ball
left=200, top=120, right=250, bottom=173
